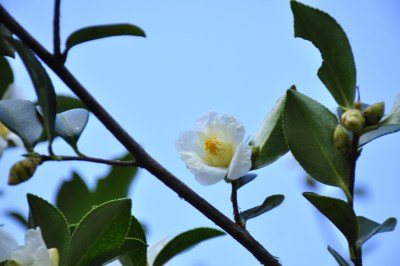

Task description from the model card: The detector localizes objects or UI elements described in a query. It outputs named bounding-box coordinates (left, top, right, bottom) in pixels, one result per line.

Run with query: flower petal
left=187, top=159, right=228, bottom=185
left=175, top=130, right=204, bottom=160
left=147, top=237, right=169, bottom=266
left=0, top=227, right=18, bottom=261
left=227, top=142, right=252, bottom=180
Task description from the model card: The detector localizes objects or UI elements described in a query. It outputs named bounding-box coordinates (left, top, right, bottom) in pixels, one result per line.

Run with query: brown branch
left=0, top=5, right=281, bottom=265
left=53, top=0, right=61, bottom=58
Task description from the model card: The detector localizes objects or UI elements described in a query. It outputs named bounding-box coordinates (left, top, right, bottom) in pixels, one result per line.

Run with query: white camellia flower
left=0, top=227, right=59, bottom=266
left=176, top=112, right=252, bottom=185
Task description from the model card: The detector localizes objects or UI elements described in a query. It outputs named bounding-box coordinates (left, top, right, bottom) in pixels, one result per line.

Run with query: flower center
left=0, top=123, right=9, bottom=138
left=204, top=137, right=233, bottom=167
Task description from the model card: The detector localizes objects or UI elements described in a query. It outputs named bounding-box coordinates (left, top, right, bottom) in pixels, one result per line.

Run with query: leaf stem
left=40, top=154, right=138, bottom=167
left=0, top=5, right=281, bottom=265
left=231, top=181, right=244, bottom=228
left=53, top=0, right=61, bottom=58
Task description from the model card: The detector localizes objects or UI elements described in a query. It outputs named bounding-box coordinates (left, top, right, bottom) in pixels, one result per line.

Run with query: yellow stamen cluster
left=204, top=137, right=233, bottom=167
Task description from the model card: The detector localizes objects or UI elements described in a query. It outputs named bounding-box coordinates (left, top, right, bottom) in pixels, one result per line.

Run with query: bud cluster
left=8, top=158, right=42, bottom=185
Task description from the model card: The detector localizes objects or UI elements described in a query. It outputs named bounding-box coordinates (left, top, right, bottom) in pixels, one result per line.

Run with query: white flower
left=0, top=227, right=59, bottom=266
left=147, top=237, right=169, bottom=266
left=176, top=112, right=252, bottom=185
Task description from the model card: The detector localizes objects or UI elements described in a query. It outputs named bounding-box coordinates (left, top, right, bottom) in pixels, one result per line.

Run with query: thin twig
left=53, top=0, right=61, bottom=58
left=231, top=181, right=244, bottom=228
left=0, top=5, right=281, bottom=265
left=40, top=154, right=138, bottom=167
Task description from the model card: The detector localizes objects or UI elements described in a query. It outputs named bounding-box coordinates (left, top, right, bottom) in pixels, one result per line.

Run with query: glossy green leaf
left=0, top=99, right=43, bottom=150
left=153, top=228, right=225, bottom=266
left=327, top=246, right=350, bottom=266
left=284, top=90, right=350, bottom=193
left=9, top=39, right=57, bottom=148
left=359, top=124, right=400, bottom=147
left=115, top=216, right=147, bottom=266
left=65, top=24, right=146, bottom=53
left=0, top=24, right=15, bottom=57
left=56, top=172, right=93, bottom=224
left=115, top=238, right=147, bottom=266
left=56, top=95, right=88, bottom=113
left=357, top=216, right=396, bottom=247
left=0, top=57, right=13, bottom=98
left=251, top=88, right=291, bottom=169
left=92, top=153, right=137, bottom=205
left=55, top=108, right=89, bottom=149
left=303, top=193, right=358, bottom=246
left=27, top=194, right=70, bottom=266
left=291, top=1, right=356, bottom=108
left=224, top=173, right=257, bottom=190
left=240, top=194, right=284, bottom=222
left=68, top=198, right=132, bottom=266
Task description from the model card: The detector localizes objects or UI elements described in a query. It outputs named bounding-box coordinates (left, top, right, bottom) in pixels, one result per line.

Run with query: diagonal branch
left=0, top=5, right=281, bottom=266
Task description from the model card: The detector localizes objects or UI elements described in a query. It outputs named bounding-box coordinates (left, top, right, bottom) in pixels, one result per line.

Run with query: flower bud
left=353, top=101, right=363, bottom=110
left=341, top=109, right=365, bottom=132
left=363, top=102, right=385, bottom=125
left=334, top=125, right=350, bottom=154
left=8, top=158, right=42, bottom=185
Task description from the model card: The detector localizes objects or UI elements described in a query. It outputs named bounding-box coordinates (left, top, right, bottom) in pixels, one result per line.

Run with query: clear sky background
left=1, top=0, right=400, bottom=265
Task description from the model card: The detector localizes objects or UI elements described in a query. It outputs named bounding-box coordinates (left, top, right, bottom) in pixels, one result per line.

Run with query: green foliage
left=240, top=194, right=284, bottom=224
left=0, top=24, right=15, bottom=57
left=115, top=216, right=147, bottom=266
left=250, top=88, right=290, bottom=169
left=224, top=173, right=257, bottom=190
left=67, top=198, right=132, bottom=266
left=303, top=193, right=358, bottom=246
left=56, top=95, right=88, bottom=113
left=7, top=39, right=57, bottom=149
left=327, top=246, right=350, bottom=266
left=6, top=210, right=28, bottom=228
left=0, top=57, right=13, bottom=97
left=0, top=99, right=43, bottom=150
left=56, top=172, right=94, bottom=224
left=153, top=228, right=225, bottom=266
left=291, top=1, right=356, bottom=108
left=55, top=108, right=89, bottom=153
left=56, top=153, right=137, bottom=224
left=65, top=24, right=146, bottom=55
left=27, top=194, right=70, bottom=266
left=284, top=89, right=350, bottom=196
left=357, top=216, right=397, bottom=247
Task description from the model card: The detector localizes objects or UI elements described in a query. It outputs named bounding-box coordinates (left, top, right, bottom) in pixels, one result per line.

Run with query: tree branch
left=53, top=0, right=61, bottom=58
left=0, top=5, right=281, bottom=265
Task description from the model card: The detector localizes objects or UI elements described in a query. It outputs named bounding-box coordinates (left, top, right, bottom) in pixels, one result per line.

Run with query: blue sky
left=1, top=0, right=400, bottom=265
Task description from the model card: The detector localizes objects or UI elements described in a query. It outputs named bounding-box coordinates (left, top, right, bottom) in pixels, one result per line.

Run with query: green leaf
left=115, top=238, right=147, bottom=266
left=115, top=216, right=147, bottom=266
left=357, top=216, right=397, bottom=247
left=153, top=228, right=225, bottom=266
left=56, top=95, right=88, bottom=113
left=27, top=194, right=70, bottom=266
left=6, top=210, right=28, bottom=228
left=303, top=193, right=358, bottom=246
left=56, top=172, right=93, bottom=224
left=291, top=1, right=356, bottom=108
left=359, top=124, right=400, bottom=147
left=327, top=246, right=350, bottom=266
left=55, top=108, right=89, bottom=150
left=65, top=24, right=146, bottom=54
left=381, top=94, right=400, bottom=125
left=92, top=153, right=137, bottom=205
left=224, top=173, right=257, bottom=190
left=0, top=57, right=13, bottom=98
left=0, top=24, right=15, bottom=57
left=0, top=99, right=43, bottom=150
left=240, top=194, right=284, bottom=223
left=67, top=198, right=132, bottom=266
left=9, top=39, right=57, bottom=148
left=284, top=90, right=350, bottom=194
left=251, top=88, right=290, bottom=169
